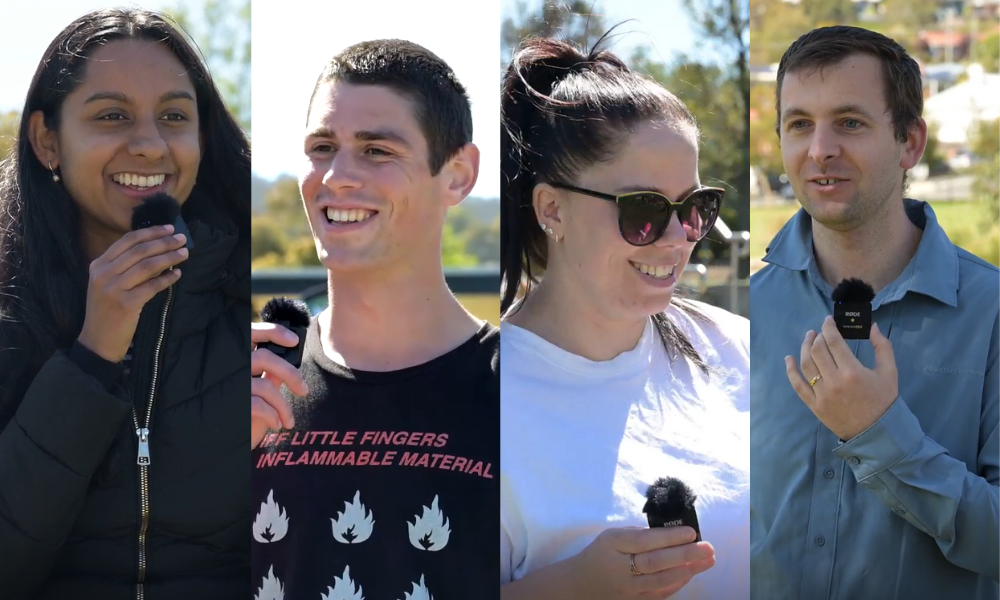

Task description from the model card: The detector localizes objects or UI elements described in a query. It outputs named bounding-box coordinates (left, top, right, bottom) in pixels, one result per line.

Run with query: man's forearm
left=837, top=398, right=1000, bottom=579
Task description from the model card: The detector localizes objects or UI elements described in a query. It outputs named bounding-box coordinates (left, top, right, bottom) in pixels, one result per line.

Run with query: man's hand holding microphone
left=251, top=298, right=310, bottom=448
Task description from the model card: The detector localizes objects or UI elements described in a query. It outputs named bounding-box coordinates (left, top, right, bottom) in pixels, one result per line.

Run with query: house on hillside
left=924, top=63, right=1000, bottom=153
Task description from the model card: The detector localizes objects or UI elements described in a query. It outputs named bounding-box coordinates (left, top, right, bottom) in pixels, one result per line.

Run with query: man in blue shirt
left=750, top=25, right=999, bottom=599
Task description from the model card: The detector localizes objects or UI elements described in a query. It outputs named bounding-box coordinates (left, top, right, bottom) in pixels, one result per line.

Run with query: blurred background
left=749, top=0, right=1000, bottom=271
left=250, top=0, right=501, bottom=323
left=502, top=0, right=752, bottom=316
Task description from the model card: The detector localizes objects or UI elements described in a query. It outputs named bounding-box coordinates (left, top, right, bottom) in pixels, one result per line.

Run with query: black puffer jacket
left=0, top=206, right=249, bottom=600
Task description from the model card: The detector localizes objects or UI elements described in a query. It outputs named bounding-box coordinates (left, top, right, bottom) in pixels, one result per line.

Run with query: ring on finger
left=629, top=553, right=642, bottom=575
left=809, top=373, right=822, bottom=386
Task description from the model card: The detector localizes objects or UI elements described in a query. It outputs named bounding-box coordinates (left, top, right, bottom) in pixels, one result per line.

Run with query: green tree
left=441, top=221, right=478, bottom=267
left=749, top=0, right=821, bottom=65
left=974, top=31, right=1000, bottom=72
left=970, top=119, right=999, bottom=233
left=164, top=0, right=251, bottom=135
left=263, top=176, right=310, bottom=238
left=0, top=111, right=19, bottom=164
left=749, top=84, right=784, bottom=177
left=250, top=217, right=286, bottom=261
left=922, top=121, right=948, bottom=176
left=463, top=217, right=502, bottom=266
left=283, top=237, right=322, bottom=267
left=681, top=0, right=750, bottom=234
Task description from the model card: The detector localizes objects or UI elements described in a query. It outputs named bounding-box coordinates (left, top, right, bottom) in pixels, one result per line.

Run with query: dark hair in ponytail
left=500, top=30, right=711, bottom=374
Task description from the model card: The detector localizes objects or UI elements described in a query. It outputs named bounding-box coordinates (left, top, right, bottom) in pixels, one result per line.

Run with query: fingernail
left=178, top=248, right=189, bottom=257
left=174, top=233, right=186, bottom=243
left=163, top=224, right=174, bottom=233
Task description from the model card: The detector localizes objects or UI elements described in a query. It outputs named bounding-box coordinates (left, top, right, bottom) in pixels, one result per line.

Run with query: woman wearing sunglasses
left=499, top=34, right=749, bottom=600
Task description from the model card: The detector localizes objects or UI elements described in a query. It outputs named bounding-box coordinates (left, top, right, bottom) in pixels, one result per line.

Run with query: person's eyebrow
left=355, top=129, right=412, bottom=148
left=617, top=183, right=700, bottom=199
left=83, top=90, right=195, bottom=105
left=304, top=126, right=333, bottom=141
left=84, top=91, right=132, bottom=105
left=781, top=104, right=876, bottom=122
left=159, top=90, right=196, bottom=103
left=829, top=103, right=877, bottom=121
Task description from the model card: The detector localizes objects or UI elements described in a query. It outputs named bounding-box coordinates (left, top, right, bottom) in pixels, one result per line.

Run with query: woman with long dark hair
left=0, top=8, right=250, bottom=599
left=499, top=33, right=749, bottom=599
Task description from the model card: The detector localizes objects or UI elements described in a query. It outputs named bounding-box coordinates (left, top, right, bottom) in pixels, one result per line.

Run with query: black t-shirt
left=251, top=318, right=499, bottom=599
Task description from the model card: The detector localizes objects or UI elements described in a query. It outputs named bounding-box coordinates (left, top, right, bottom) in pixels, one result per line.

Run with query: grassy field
left=751, top=201, right=999, bottom=272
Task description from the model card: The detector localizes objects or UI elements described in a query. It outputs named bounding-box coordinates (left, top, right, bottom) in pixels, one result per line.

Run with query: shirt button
left=894, top=508, right=906, bottom=516
left=824, top=468, right=835, bottom=479
left=848, top=456, right=861, bottom=466
left=815, top=536, right=826, bottom=547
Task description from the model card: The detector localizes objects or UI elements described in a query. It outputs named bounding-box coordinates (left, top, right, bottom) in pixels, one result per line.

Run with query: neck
left=811, top=199, right=922, bottom=293
left=319, top=259, right=481, bottom=372
left=506, top=266, right=647, bottom=362
left=80, top=223, right=121, bottom=263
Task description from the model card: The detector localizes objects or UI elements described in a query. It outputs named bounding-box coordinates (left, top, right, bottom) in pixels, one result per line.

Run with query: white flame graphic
left=255, top=565, right=284, bottom=600
left=321, top=565, right=365, bottom=600
left=398, top=574, right=434, bottom=600
left=253, top=490, right=289, bottom=543
left=407, top=495, right=450, bottom=551
left=331, top=490, right=374, bottom=544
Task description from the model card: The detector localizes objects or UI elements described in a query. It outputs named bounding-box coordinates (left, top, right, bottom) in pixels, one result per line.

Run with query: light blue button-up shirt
left=749, top=200, right=999, bottom=599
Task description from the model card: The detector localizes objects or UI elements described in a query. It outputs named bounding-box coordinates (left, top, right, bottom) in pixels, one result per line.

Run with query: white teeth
left=113, top=173, right=165, bottom=188
left=816, top=179, right=840, bottom=185
left=630, top=262, right=676, bottom=279
left=326, top=207, right=375, bottom=223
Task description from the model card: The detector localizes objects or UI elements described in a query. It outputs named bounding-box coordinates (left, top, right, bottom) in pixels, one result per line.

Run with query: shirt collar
left=761, top=199, right=959, bottom=307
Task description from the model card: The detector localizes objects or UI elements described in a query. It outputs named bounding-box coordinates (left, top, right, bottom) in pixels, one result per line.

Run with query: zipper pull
left=136, top=428, right=151, bottom=466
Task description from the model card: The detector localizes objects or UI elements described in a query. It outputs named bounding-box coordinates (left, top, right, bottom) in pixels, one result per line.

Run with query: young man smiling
left=250, top=40, right=499, bottom=597
left=749, top=26, right=999, bottom=599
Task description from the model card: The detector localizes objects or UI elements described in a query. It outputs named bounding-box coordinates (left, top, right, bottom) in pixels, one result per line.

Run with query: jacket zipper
left=133, top=285, right=173, bottom=600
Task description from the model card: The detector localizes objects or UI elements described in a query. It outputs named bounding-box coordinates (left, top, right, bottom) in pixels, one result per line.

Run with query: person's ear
left=439, top=142, right=479, bottom=207
left=533, top=183, right=565, bottom=242
left=28, top=110, right=61, bottom=173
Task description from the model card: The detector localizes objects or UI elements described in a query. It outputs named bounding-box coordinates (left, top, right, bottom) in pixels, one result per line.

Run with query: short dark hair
left=308, top=39, right=473, bottom=175
left=775, top=25, right=923, bottom=143
left=500, top=31, right=711, bottom=374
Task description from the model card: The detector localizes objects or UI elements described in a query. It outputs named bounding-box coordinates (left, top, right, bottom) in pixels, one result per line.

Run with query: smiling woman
left=498, top=31, right=750, bottom=600
left=0, top=7, right=250, bottom=600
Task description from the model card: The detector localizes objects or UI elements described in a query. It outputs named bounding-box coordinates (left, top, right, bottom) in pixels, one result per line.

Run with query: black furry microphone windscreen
left=831, top=278, right=875, bottom=339
left=131, top=192, right=194, bottom=250
left=259, top=297, right=311, bottom=369
left=643, top=477, right=701, bottom=541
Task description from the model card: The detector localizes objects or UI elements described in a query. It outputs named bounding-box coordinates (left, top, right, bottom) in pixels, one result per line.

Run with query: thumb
left=871, top=323, right=897, bottom=377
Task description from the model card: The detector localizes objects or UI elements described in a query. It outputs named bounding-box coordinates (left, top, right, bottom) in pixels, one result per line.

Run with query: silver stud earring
left=47, top=160, right=60, bottom=183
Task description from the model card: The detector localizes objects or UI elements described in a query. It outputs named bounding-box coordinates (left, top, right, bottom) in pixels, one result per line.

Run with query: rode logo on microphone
left=845, top=311, right=861, bottom=317
left=663, top=519, right=684, bottom=527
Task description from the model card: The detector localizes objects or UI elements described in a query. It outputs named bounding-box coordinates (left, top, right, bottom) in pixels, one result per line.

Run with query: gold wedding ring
left=809, top=374, right=822, bottom=387
left=629, top=553, right=642, bottom=575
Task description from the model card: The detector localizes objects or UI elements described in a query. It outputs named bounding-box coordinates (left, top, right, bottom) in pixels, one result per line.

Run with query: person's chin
left=317, top=245, right=383, bottom=274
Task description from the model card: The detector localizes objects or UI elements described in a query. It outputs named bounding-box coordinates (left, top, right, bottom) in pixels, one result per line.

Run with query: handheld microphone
left=258, top=297, right=311, bottom=369
left=832, top=278, right=875, bottom=340
left=643, top=477, right=701, bottom=541
left=131, top=192, right=194, bottom=251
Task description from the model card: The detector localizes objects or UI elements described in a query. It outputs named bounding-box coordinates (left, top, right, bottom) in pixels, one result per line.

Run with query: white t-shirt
left=500, top=300, right=749, bottom=599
